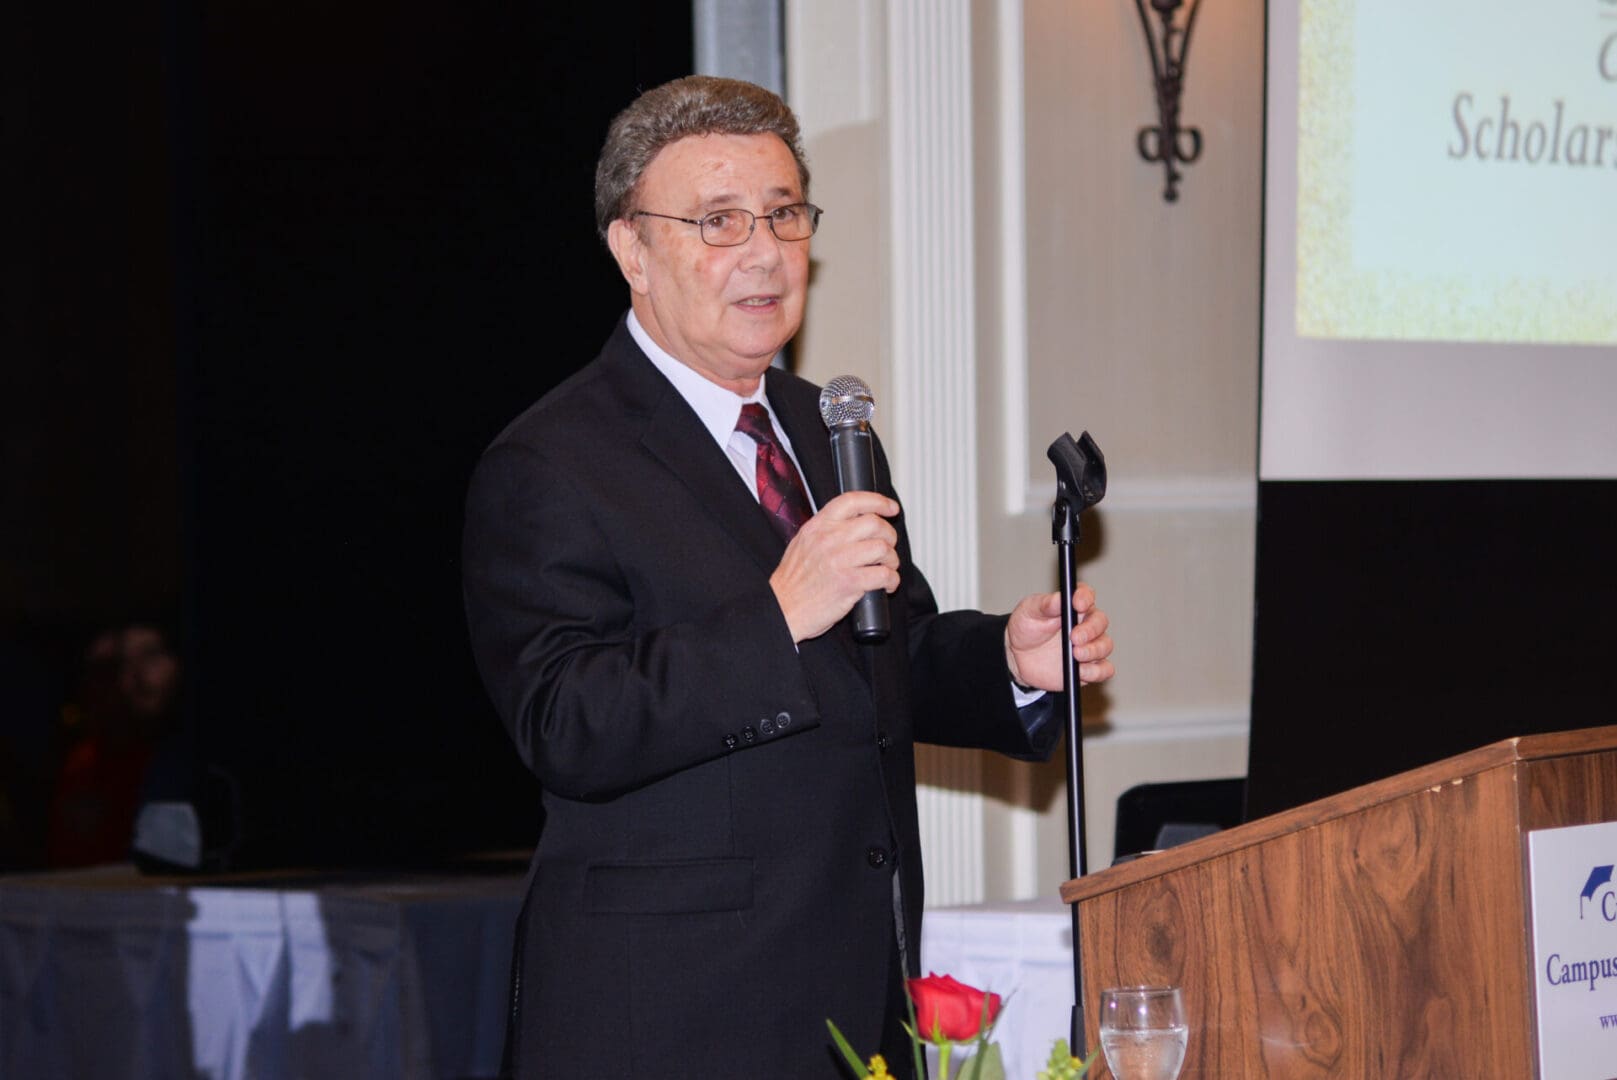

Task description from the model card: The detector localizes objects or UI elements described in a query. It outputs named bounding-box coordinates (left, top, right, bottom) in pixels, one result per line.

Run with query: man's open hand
left=1004, top=584, right=1114, bottom=692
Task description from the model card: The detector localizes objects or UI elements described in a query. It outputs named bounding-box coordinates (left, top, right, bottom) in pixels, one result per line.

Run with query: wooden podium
left=1061, top=726, right=1617, bottom=1077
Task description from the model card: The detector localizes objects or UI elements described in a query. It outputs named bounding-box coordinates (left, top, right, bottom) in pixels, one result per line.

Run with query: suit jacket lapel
left=599, top=324, right=787, bottom=578
left=601, top=324, right=874, bottom=681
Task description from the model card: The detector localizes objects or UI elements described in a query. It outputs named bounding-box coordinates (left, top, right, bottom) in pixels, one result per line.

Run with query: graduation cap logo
left=1579, top=864, right=1614, bottom=919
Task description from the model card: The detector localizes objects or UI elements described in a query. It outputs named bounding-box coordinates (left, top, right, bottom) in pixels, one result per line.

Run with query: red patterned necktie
left=735, top=403, right=813, bottom=542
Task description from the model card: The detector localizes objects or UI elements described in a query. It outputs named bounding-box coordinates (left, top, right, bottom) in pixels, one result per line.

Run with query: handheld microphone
left=818, top=375, right=890, bottom=643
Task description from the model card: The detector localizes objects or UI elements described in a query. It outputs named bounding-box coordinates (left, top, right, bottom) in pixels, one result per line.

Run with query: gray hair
left=594, top=75, right=811, bottom=243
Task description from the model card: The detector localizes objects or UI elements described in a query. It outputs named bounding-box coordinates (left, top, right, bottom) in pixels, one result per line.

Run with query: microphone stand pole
left=1047, top=431, right=1106, bottom=1060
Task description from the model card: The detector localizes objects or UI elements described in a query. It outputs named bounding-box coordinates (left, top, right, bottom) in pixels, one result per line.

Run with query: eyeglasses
left=629, top=203, right=823, bottom=247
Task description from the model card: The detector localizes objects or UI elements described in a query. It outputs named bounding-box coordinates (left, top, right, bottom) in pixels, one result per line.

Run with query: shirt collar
left=627, top=309, right=776, bottom=447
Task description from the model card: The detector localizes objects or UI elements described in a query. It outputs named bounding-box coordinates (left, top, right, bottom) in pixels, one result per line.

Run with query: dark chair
left=1112, top=777, right=1246, bottom=864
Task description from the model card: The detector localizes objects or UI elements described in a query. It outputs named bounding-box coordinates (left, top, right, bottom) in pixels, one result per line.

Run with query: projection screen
left=1260, top=0, right=1617, bottom=482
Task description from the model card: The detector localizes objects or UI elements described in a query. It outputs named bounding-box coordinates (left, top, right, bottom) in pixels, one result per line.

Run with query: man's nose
left=738, top=217, right=785, bottom=267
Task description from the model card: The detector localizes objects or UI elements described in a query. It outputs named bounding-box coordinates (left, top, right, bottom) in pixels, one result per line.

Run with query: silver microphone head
left=819, top=375, right=876, bottom=428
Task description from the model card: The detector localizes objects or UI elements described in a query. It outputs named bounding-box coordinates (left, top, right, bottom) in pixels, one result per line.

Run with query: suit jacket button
left=877, top=732, right=892, bottom=752
left=741, top=725, right=756, bottom=743
left=775, top=711, right=791, bottom=729
left=759, top=716, right=775, bottom=736
left=723, top=733, right=739, bottom=751
left=866, top=847, right=888, bottom=869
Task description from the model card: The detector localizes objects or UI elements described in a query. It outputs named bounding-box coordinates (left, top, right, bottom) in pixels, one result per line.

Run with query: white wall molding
left=998, top=0, right=1031, bottom=517
left=1085, top=706, right=1251, bottom=744
left=1020, top=474, right=1257, bottom=515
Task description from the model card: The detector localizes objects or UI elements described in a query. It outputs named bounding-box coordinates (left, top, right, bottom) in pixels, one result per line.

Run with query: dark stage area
left=3, top=3, right=693, bottom=870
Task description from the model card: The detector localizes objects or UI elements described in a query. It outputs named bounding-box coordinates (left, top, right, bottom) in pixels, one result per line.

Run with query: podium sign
left=1527, top=821, right=1617, bottom=1080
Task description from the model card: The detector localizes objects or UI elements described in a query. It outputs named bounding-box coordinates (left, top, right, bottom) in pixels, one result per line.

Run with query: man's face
left=608, top=132, right=810, bottom=395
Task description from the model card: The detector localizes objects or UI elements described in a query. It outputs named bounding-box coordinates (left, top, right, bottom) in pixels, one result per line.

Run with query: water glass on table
left=1098, top=985, right=1187, bottom=1080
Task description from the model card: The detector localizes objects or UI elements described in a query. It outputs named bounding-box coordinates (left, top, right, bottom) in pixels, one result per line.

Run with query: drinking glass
left=1098, top=985, right=1187, bottom=1080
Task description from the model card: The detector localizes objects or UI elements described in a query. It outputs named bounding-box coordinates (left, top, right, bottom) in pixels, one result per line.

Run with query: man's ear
left=607, top=218, right=650, bottom=296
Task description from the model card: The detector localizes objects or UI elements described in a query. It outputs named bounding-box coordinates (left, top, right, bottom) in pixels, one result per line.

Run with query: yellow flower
left=866, top=1053, right=891, bottom=1078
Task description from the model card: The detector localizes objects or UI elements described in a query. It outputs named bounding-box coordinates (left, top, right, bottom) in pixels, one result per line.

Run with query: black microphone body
left=820, top=376, right=890, bottom=643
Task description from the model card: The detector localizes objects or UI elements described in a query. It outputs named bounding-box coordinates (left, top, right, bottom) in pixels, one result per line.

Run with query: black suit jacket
left=462, top=316, right=1049, bottom=1075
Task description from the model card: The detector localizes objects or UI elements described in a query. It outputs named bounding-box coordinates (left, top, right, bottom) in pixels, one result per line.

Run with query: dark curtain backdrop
left=3, top=2, right=694, bottom=870
left=1246, top=479, right=1617, bottom=819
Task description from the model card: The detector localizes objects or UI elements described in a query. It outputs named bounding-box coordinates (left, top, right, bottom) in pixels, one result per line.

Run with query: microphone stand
left=1046, top=431, right=1106, bottom=1059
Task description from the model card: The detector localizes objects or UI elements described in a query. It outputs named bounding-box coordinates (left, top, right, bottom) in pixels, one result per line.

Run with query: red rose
left=906, top=973, right=1002, bottom=1041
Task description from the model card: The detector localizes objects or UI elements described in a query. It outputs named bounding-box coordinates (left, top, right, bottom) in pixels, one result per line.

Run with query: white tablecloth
left=1, top=866, right=1075, bottom=1079
left=920, top=898, right=1077, bottom=1079
left=0, top=865, right=522, bottom=1080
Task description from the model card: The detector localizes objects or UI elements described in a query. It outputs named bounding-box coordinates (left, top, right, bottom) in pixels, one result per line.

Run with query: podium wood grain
left=1062, top=726, right=1617, bottom=1078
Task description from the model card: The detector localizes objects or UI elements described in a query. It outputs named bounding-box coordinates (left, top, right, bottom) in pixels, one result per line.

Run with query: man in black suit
left=462, top=75, right=1113, bottom=1077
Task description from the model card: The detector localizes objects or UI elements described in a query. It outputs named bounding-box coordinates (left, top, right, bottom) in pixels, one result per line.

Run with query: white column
left=887, top=0, right=985, bottom=908
left=993, top=0, right=1046, bottom=900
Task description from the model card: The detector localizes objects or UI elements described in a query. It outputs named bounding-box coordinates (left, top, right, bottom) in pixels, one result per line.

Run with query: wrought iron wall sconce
left=1133, top=0, right=1204, bottom=201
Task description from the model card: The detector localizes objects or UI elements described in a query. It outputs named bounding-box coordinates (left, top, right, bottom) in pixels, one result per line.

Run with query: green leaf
left=976, top=988, right=996, bottom=1041
left=905, top=984, right=926, bottom=1080
left=959, top=1040, right=1005, bottom=1080
left=825, top=1020, right=871, bottom=1078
